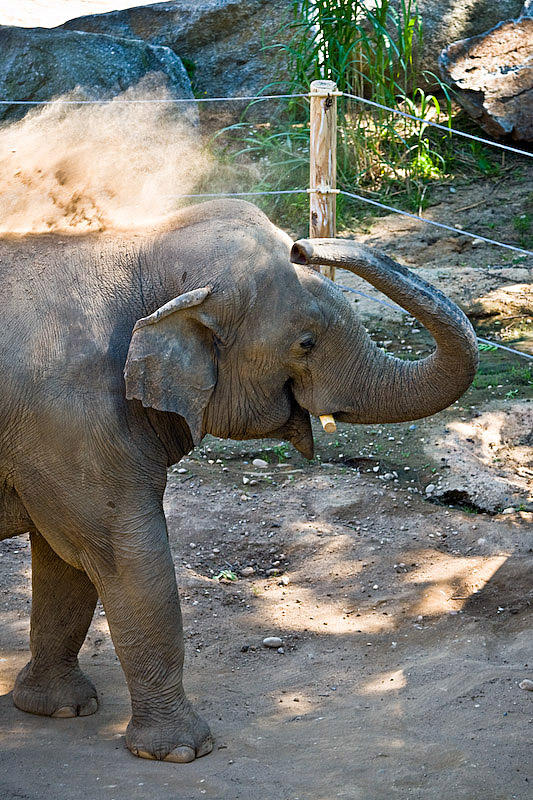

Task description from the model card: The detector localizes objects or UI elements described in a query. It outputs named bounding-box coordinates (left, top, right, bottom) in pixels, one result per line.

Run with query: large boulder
left=439, top=8, right=533, bottom=141
left=391, top=0, right=526, bottom=81
left=59, top=1, right=291, bottom=100
left=0, top=24, right=196, bottom=123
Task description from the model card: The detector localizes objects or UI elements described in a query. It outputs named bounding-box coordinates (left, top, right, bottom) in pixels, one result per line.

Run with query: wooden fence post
left=309, top=79, right=338, bottom=281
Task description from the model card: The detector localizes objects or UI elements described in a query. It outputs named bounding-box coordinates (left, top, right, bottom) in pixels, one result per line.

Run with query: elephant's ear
left=124, top=287, right=216, bottom=443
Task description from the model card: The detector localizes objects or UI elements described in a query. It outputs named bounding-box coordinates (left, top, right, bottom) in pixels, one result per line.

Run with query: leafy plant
left=513, top=213, right=531, bottom=234
left=272, top=443, right=291, bottom=462
left=214, top=569, right=238, bottom=582
left=220, top=0, right=455, bottom=229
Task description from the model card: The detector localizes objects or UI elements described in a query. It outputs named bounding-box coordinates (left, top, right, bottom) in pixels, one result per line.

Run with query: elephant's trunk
left=290, top=238, right=478, bottom=423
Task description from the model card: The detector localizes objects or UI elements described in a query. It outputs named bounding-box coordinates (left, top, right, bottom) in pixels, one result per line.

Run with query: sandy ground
left=1, top=434, right=532, bottom=800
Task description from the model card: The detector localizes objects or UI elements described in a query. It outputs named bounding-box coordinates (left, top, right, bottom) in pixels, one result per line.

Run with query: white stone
left=263, top=636, right=283, bottom=648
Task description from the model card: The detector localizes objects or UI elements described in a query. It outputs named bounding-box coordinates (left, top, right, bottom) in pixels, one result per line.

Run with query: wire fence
left=2, top=89, right=531, bottom=360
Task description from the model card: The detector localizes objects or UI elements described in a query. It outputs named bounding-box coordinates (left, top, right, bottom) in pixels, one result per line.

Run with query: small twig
left=455, top=200, right=486, bottom=213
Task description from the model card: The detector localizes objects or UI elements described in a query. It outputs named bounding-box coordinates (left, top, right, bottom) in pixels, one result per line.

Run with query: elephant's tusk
left=319, top=415, right=336, bottom=433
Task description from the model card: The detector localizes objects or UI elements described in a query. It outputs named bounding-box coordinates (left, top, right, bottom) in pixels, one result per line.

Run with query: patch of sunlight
left=246, top=583, right=395, bottom=635
left=287, top=519, right=338, bottom=538
left=404, top=552, right=508, bottom=616
left=0, top=1, right=158, bottom=28
left=272, top=692, right=317, bottom=719
left=361, top=669, right=406, bottom=695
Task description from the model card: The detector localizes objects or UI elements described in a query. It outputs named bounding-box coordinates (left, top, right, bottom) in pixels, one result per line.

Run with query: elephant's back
left=0, top=231, right=140, bottom=415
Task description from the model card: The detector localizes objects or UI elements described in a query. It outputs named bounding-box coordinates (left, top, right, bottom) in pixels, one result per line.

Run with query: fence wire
left=342, top=91, right=533, bottom=160
left=2, top=89, right=531, bottom=359
left=340, top=189, right=533, bottom=257
left=336, top=285, right=533, bottom=362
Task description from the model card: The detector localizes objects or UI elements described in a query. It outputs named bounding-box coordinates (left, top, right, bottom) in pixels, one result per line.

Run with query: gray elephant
left=0, top=200, right=478, bottom=762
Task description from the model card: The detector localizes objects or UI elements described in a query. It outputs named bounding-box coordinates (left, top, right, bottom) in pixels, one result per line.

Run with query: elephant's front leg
left=84, top=511, right=212, bottom=763
left=14, top=531, right=99, bottom=718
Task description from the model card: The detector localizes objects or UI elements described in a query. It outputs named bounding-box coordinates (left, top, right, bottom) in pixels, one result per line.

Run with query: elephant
left=0, top=199, right=478, bottom=762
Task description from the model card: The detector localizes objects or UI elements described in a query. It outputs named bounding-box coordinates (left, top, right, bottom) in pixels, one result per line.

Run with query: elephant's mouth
left=268, top=394, right=314, bottom=460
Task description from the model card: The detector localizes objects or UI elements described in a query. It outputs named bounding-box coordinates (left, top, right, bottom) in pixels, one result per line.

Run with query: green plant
left=513, top=213, right=532, bottom=234
left=510, top=365, right=532, bottom=385
left=214, top=569, right=238, bottom=582
left=272, top=443, right=291, bottom=462
left=469, top=142, right=499, bottom=177
left=221, top=0, right=455, bottom=228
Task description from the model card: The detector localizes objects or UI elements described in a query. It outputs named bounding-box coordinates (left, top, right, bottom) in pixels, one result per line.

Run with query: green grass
left=214, top=0, right=459, bottom=230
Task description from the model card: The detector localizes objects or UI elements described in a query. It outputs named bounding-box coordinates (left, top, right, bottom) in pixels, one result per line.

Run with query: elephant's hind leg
left=13, top=532, right=99, bottom=718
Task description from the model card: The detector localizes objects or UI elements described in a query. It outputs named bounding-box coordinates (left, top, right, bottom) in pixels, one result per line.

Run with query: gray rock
left=240, top=566, right=255, bottom=577
left=0, top=24, right=196, bottom=123
left=439, top=14, right=533, bottom=141
left=392, top=0, right=526, bottom=82
left=59, top=1, right=291, bottom=102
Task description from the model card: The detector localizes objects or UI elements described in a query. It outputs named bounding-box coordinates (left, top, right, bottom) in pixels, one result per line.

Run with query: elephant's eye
left=299, top=334, right=316, bottom=351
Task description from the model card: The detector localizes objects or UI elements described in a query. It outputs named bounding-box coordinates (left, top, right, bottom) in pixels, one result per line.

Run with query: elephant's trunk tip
left=290, top=241, right=314, bottom=266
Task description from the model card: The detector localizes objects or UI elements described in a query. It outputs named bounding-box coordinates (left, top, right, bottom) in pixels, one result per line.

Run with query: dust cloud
left=0, top=77, right=213, bottom=234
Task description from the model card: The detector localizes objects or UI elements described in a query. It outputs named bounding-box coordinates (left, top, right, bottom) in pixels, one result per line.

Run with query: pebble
left=241, top=566, right=255, bottom=577
left=280, top=575, right=290, bottom=586
left=502, top=507, right=515, bottom=514
left=267, top=568, right=281, bottom=577
left=519, top=679, right=533, bottom=691
left=425, top=483, right=435, bottom=494
left=263, top=636, right=283, bottom=648
left=242, top=476, right=249, bottom=484
left=252, top=458, right=268, bottom=468
left=177, top=467, right=188, bottom=474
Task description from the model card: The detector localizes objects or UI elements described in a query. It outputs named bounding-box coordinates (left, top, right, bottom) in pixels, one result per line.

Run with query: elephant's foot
left=126, top=700, right=213, bottom=763
left=13, top=660, right=98, bottom=718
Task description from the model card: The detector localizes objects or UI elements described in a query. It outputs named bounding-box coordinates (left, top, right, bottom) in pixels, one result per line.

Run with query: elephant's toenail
left=135, top=749, right=157, bottom=760
left=196, top=738, right=214, bottom=758
left=52, top=706, right=76, bottom=718
left=164, top=746, right=195, bottom=763
left=79, top=698, right=98, bottom=716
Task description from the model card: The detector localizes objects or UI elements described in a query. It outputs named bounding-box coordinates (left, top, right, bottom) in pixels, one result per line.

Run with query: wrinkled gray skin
left=0, top=200, right=478, bottom=762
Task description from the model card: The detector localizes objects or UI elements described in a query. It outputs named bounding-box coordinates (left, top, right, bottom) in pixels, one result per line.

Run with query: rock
left=262, top=636, right=283, bottom=648
left=425, top=483, right=436, bottom=494
left=280, top=575, right=290, bottom=586
left=59, top=1, right=291, bottom=103
left=267, top=568, right=281, bottom=577
left=252, top=458, right=268, bottom=468
left=519, top=679, right=533, bottom=690
left=0, top=24, right=195, bottom=124
left=390, top=1, right=525, bottom=82
left=240, top=566, right=255, bottom=577
left=439, top=11, right=533, bottom=141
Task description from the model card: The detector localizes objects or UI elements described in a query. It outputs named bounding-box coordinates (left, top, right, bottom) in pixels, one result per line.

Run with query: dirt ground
left=1, top=167, right=532, bottom=798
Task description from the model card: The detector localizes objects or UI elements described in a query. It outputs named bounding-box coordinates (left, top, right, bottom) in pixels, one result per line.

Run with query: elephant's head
left=124, top=200, right=478, bottom=459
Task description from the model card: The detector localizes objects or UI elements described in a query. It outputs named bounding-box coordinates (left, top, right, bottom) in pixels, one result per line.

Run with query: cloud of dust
left=0, top=78, right=213, bottom=234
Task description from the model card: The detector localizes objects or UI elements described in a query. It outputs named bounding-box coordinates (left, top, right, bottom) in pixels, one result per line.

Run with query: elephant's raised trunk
left=291, top=238, right=478, bottom=424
